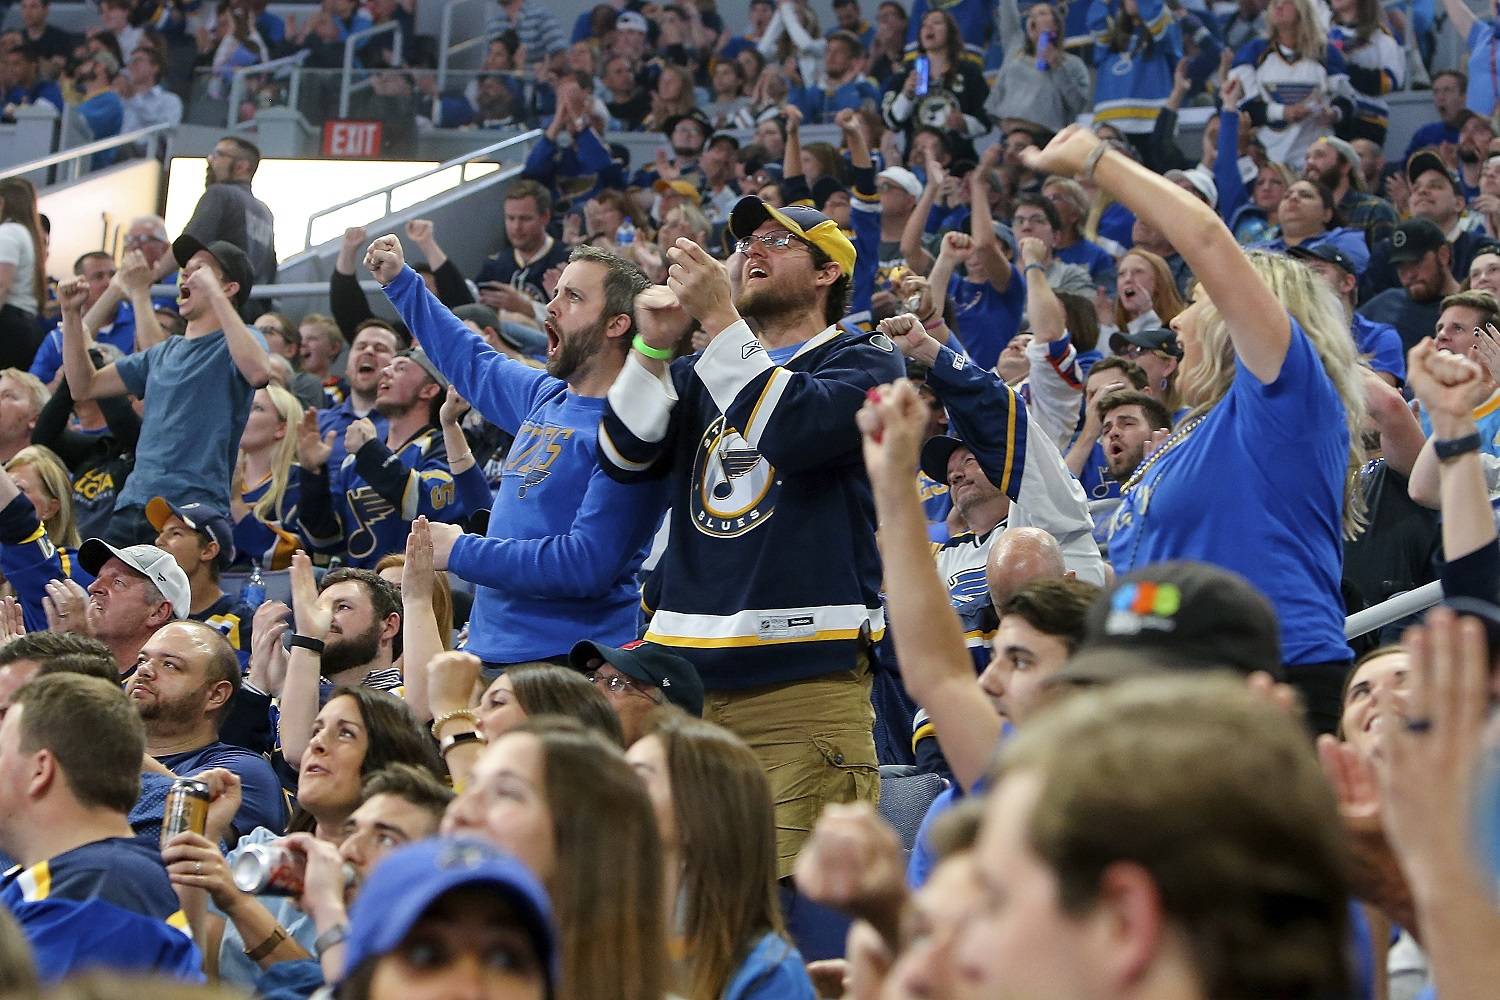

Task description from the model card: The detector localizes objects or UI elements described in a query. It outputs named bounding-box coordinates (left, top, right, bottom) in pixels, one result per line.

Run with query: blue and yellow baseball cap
left=728, top=197, right=856, bottom=277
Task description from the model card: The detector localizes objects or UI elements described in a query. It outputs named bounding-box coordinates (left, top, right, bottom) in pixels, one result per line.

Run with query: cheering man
left=598, top=197, right=903, bottom=874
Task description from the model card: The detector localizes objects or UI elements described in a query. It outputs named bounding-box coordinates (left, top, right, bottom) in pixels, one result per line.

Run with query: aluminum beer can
left=232, top=843, right=357, bottom=896
left=160, top=777, right=210, bottom=846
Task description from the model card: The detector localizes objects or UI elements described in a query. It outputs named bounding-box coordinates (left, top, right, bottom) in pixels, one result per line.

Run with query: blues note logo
left=690, top=415, right=780, bottom=538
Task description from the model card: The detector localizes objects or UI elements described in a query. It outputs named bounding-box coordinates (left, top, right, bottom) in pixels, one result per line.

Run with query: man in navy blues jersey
left=597, top=196, right=903, bottom=874
left=0, top=673, right=200, bottom=983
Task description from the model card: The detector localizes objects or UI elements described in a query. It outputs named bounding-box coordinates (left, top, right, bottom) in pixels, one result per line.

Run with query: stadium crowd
left=3, top=0, right=1500, bottom=999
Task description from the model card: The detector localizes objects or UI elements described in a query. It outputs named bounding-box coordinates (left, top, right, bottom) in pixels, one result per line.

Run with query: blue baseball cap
left=145, top=497, right=237, bottom=570
left=342, top=838, right=557, bottom=986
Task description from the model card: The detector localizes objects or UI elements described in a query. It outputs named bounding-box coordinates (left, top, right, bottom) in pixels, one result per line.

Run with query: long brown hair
left=647, top=711, right=785, bottom=1000
left=506, top=664, right=625, bottom=746
left=0, top=178, right=46, bottom=310
left=1112, top=248, right=1185, bottom=328
left=522, top=716, right=667, bottom=1000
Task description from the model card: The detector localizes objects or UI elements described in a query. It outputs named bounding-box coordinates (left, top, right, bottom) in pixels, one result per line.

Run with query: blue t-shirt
left=30, top=299, right=139, bottom=382
left=1057, top=238, right=1118, bottom=287
left=77, top=91, right=124, bottom=167
left=1106, top=317, right=1350, bottom=665
left=947, top=267, right=1024, bottom=371
left=724, top=931, right=816, bottom=1000
left=157, top=742, right=287, bottom=839
left=113, top=330, right=258, bottom=513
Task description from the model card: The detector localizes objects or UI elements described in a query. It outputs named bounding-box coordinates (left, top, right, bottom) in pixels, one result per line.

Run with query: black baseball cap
left=919, top=435, right=969, bottom=488
left=1406, top=148, right=1461, bottom=194
left=171, top=235, right=254, bottom=307
left=1108, top=327, right=1182, bottom=358
left=1387, top=217, right=1447, bottom=265
left=569, top=639, right=704, bottom=716
left=811, top=175, right=850, bottom=210
left=1051, top=562, right=1283, bottom=687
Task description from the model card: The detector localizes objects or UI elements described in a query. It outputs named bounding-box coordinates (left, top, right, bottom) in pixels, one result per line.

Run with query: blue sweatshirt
left=383, top=266, right=665, bottom=664
left=1089, top=0, right=1182, bottom=134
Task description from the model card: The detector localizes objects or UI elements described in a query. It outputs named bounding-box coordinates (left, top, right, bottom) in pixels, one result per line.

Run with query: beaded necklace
left=1115, top=411, right=1209, bottom=568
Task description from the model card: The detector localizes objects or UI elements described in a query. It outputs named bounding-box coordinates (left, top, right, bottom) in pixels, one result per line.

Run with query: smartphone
left=914, top=55, right=930, bottom=98
left=1035, top=31, right=1054, bottom=71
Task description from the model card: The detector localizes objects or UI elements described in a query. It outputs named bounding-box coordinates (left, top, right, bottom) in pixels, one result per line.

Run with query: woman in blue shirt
left=1024, top=125, right=1369, bottom=734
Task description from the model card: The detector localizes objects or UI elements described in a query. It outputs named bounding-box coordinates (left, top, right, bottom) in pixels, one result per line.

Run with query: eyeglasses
left=586, top=671, right=664, bottom=702
left=123, top=234, right=164, bottom=246
left=734, top=231, right=807, bottom=255
left=1115, top=342, right=1163, bottom=360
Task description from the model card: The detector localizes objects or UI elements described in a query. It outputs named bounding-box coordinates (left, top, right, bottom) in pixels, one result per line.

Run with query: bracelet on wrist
left=314, top=922, right=349, bottom=959
left=1023, top=263, right=1047, bottom=275
left=1079, top=141, right=1110, bottom=183
left=632, top=334, right=674, bottom=361
left=245, top=925, right=288, bottom=961
left=1434, top=431, right=1481, bottom=463
left=431, top=709, right=480, bottom=741
left=288, top=634, right=326, bottom=655
left=441, top=730, right=486, bottom=756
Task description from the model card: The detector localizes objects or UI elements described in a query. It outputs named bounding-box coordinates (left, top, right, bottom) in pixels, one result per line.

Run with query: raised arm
left=1019, top=237, right=1063, bottom=342
left=901, top=158, right=944, bottom=276
left=857, top=363, right=1001, bottom=793
left=276, top=552, right=329, bottom=769
left=184, top=265, right=271, bottom=388
left=1407, top=340, right=1497, bottom=562
left=1024, top=126, right=1289, bottom=383
left=967, top=165, right=1013, bottom=295
left=1438, top=0, right=1480, bottom=43
left=58, top=277, right=126, bottom=401
left=117, top=250, right=166, bottom=351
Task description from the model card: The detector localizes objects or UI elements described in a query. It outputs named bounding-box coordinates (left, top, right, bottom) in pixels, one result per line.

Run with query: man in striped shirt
left=488, top=0, right=566, bottom=66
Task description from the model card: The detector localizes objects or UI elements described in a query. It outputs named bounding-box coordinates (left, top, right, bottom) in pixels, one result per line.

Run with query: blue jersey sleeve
left=850, top=164, right=880, bottom=318
left=447, top=464, right=665, bottom=598
left=0, top=494, right=91, bottom=632
left=383, top=266, right=556, bottom=435
left=352, top=436, right=464, bottom=523
left=923, top=345, right=1030, bottom=502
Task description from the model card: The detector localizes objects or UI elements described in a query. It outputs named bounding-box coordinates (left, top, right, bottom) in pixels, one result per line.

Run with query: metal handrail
left=0, top=121, right=173, bottom=184
left=226, top=50, right=311, bottom=129
left=149, top=280, right=386, bottom=299
left=300, top=128, right=540, bottom=252
left=1344, top=580, right=1444, bottom=640
left=339, top=20, right=403, bottom=119
left=434, top=0, right=495, bottom=121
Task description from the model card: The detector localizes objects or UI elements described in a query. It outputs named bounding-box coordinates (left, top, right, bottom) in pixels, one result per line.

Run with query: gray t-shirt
left=184, top=181, right=277, bottom=289
left=114, top=331, right=256, bottom=512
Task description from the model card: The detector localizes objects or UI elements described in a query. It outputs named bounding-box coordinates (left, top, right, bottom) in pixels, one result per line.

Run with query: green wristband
left=632, top=334, right=674, bottom=361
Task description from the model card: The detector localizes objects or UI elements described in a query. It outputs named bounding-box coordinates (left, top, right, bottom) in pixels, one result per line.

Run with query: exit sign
left=322, top=120, right=383, bottom=158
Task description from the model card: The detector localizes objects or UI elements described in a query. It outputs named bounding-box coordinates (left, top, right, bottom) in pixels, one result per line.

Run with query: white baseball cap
left=78, top=539, right=192, bottom=620
left=877, top=166, right=922, bottom=199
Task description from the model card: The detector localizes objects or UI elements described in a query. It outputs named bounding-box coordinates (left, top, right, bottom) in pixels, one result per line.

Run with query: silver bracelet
left=1080, top=142, right=1110, bottom=183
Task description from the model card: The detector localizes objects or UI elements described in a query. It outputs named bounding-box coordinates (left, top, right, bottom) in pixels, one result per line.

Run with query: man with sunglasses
left=1107, top=327, right=1183, bottom=412
left=599, top=195, right=903, bottom=876
left=568, top=639, right=703, bottom=744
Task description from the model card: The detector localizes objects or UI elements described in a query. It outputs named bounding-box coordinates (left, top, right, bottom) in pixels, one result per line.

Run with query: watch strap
left=1435, top=431, right=1482, bottom=462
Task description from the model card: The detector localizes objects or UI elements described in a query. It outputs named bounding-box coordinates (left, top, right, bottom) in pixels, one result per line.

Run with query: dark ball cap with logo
left=172, top=234, right=254, bottom=307
left=568, top=639, right=704, bottom=717
left=1385, top=218, right=1447, bottom=265
left=1051, top=561, right=1283, bottom=687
